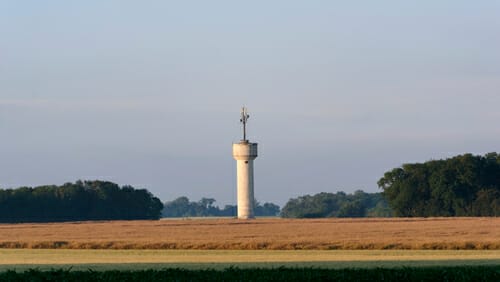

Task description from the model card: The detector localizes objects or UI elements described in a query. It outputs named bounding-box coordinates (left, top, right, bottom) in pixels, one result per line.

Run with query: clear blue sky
left=1, top=1, right=499, bottom=206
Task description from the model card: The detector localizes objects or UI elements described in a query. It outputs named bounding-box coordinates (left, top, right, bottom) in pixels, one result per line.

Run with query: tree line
left=280, top=190, right=392, bottom=218
left=1, top=152, right=496, bottom=222
left=378, top=153, right=500, bottom=217
left=0, top=180, right=164, bottom=222
left=162, top=197, right=280, bottom=217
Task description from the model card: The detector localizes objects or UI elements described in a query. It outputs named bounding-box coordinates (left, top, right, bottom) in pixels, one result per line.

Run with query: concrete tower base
left=232, top=141, right=258, bottom=219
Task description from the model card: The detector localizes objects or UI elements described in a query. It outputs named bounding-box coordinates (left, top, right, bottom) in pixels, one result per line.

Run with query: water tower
left=232, top=107, right=258, bottom=219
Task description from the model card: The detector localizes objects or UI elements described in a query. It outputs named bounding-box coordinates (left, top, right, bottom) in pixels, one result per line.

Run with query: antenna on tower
left=240, top=107, right=250, bottom=142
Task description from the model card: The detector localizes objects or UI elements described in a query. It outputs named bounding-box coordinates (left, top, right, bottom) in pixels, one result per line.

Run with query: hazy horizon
left=1, top=1, right=499, bottom=206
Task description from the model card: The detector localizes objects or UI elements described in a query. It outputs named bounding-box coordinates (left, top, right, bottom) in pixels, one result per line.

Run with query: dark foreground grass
left=0, top=266, right=498, bottom=282
left=2, top=259, right=500, bottom=271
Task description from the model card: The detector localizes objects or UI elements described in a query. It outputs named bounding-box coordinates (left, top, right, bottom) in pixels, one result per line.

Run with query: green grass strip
left=0, top=266, right=499, bottom=282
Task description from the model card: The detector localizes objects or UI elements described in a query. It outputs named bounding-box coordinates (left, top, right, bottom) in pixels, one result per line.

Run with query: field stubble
left=0, top=217, right=498, bottom=250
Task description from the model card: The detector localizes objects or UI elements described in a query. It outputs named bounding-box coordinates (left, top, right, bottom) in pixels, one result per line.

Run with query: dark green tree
left=0, top=181, right=163, bottom=222
left=280, top=191, right=391, bottom=218
left=378, top=153, right=500, bottom=217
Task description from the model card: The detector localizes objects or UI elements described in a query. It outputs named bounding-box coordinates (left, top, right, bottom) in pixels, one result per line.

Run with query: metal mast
left=240, top=107, right=250, bottom=142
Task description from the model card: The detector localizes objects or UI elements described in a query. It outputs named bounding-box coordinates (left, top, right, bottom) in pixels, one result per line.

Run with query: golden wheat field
left=0, top=217, right=498, bottom=250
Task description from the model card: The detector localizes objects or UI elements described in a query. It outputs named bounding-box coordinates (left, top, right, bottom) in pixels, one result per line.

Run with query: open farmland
left=0, top=217, right=498, bottom=250
left=0, top=249, right=499, bottom=271
left=1, top=249, right=499, bottom=265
